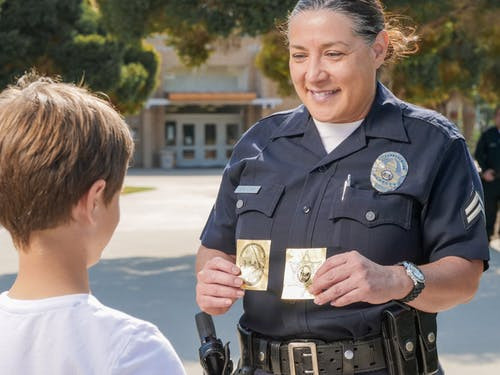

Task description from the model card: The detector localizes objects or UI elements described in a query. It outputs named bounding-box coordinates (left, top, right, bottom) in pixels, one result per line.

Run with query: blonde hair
left=0, top=73, right=134, bottom=247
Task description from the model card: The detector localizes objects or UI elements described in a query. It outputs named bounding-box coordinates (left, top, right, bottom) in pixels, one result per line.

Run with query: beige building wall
left=129, top=35, right=300, bottom=168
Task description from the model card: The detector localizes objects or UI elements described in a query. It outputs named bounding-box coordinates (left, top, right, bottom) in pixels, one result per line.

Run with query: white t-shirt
left=313, top=118, right=364, bottom=154
left=0, top=292, right=186, bottom=375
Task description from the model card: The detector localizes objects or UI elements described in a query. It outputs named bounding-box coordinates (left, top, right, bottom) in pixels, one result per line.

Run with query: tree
left=97, top=0, right=296, bottom=67
left=0, top=0, right=159, bottom=114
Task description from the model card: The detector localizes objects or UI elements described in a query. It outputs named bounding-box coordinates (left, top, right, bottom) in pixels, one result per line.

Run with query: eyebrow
left=290, top=41, right=350, bottom=50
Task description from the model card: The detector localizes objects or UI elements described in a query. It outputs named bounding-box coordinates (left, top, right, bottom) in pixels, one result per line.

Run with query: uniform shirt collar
left=363, top=82, right=409, bottom=143
left=271, top=82, right=409, bottom=143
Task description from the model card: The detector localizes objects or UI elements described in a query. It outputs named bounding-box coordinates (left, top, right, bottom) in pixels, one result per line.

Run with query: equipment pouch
left=415, top=311, right=439, bottom=374
left=382, top=304, right=419, bottom=375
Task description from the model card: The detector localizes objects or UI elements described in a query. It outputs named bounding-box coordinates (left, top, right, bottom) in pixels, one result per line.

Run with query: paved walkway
left=0, top=169, right=499, bottom=374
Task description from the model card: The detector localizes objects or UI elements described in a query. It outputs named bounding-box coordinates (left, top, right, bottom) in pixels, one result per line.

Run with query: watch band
left=398, top=261, right=425, bottom=303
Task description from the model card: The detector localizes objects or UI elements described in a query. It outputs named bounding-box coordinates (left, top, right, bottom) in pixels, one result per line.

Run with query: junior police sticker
left=370, top=152, right=408, bottom=192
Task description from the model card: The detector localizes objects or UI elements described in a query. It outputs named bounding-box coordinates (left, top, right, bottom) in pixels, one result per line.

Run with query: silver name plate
left=234, top=185, right=261, bottom=194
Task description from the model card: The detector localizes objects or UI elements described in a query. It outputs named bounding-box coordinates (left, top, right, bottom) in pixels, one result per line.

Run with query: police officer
left=475, top=106, right=500, bottom=242
left=196, top=1, right=490, bottom=374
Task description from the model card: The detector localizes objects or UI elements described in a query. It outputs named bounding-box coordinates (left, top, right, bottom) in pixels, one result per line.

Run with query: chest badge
left=236, top=239, right=270, bottom=291
left=370, top=152, right=409, bottom=192
left=281, top=248, right=326, bottom=300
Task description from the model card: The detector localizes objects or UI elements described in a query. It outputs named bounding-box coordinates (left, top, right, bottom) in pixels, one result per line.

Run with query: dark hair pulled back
left=287, top=0, right=419, bottom=63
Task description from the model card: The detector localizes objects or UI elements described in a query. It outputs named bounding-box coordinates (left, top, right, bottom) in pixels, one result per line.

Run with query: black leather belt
left=237, top=325, right=387, bottom=375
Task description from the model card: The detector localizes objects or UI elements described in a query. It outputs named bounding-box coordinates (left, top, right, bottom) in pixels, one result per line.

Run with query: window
left=183, top=124, right=195, bottom=146
left=205, top=124, right=216, bottom=146
left=226, top=124, right=239, bottom=146
left=165, top=122, right=176, bottom=146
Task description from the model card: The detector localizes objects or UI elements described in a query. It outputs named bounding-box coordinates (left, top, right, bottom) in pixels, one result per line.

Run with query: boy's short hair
left=0, top=74, right=134, bottom=248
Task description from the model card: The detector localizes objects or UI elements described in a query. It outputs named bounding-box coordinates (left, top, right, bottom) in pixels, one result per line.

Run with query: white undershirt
left=313, top=118, right=364, bottom=154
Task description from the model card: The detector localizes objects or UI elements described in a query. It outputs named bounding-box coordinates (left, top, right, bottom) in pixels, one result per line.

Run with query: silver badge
left=370, top=152, right=408, bottom=192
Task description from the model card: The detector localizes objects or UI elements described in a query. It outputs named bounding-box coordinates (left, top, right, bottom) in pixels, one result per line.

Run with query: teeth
left=310, top=90, right=338, bottom=98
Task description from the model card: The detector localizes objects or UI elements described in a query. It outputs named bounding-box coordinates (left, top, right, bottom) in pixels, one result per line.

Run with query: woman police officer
left=196, top=1, right=489, bottom=374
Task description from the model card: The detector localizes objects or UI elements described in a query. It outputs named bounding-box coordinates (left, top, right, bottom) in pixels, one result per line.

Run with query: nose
left=305, top=56, right=328, bottom=83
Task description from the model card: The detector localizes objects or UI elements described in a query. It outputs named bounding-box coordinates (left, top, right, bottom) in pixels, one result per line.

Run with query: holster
left=382, top=304, right=439, bottom=375
left=234, top=324, right=256, bottom=375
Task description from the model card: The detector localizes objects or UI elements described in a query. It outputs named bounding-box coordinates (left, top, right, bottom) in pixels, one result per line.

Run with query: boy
left=0, top=74, right=186, bottom=375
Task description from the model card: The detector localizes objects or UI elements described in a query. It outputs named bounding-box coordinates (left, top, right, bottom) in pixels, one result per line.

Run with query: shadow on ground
left=0, top=255, right=241, bottom=364
left=0, top=251, right=498, bottom=364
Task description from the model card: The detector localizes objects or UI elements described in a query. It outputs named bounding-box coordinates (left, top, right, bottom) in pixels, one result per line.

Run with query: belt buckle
left=288, top=342, right=319, bottom=375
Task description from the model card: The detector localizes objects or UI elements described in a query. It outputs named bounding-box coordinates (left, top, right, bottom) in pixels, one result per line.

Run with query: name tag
left=234, top=185, right=261, bottom=194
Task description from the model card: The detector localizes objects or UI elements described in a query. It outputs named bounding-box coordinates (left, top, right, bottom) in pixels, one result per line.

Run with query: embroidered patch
left=463, top=190, right=485, bottom=228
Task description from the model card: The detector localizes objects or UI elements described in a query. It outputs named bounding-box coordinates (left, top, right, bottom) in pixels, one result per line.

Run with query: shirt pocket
left=329, top=186, right=412, bottom=230
left=328, top=186, right=415, bottom=263
left=235, top=184, right=285, bottom=239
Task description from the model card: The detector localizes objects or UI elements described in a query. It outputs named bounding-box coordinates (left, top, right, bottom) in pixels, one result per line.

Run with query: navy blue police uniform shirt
left=200, top=82, right=490, bottom=341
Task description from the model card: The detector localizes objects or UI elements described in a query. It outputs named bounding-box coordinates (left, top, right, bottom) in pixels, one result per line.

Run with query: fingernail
left=237, top=290, right=245, bottom=297
left=313, top=298, right=321, bottom=305
left=232, top=266, right=240, bottom=274
left=225, top=299, right=232, bottom=306
left=234, top=278, right=243, bottom=286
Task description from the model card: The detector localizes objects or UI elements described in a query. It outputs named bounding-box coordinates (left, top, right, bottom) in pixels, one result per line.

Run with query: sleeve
left=111, top=324, right=186, bottom=375
left=474, top=130, right=488, bottom=172
left=422, top=138, right=490, bottom=269
left=199, top=162, right=240, bottom=255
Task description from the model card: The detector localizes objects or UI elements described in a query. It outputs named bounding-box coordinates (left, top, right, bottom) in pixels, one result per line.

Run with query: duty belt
left=237, top=325, right=387, bottom=375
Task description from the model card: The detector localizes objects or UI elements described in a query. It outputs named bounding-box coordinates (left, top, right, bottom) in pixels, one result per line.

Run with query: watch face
left=408, top=263, right=425, bottom=282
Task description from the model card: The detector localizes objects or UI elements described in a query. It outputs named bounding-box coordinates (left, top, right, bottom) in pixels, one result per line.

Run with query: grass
left=121, top=186, right=155, bottom=195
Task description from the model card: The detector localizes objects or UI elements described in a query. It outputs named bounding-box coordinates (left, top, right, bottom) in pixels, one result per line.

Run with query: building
left=127, top=36, right=298, bottom=168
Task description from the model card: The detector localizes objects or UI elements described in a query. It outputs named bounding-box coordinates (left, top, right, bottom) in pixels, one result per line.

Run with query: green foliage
left=255, top=31, right=293, bottom=97
left=98, top=0, right=296, bottom=67
left=387, top=0, right=499, bottom=106
left=55, top=34, right=122, bottom=92
left=0, top=0, right=159, bottom=114
left=111, top=42, right=160, bottom=113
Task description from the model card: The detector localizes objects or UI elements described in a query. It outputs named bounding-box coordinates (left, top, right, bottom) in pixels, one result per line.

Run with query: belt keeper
left=258, top=338, right=270, bottom=372
left=342, top=342, right=355, bottom=375
left=270, top=341, right=282, bottom=374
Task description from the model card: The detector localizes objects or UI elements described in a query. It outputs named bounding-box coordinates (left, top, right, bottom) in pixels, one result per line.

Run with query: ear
left=372, top=30, right=389, bottom=69
left=72, top=179, right=107, bottom=224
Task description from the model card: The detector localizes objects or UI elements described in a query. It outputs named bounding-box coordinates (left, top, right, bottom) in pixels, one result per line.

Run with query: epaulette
left=402, top=102, right=463, bottom=140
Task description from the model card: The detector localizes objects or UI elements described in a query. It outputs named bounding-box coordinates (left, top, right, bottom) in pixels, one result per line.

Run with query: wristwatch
left=398, top=261, right=425, bottom=303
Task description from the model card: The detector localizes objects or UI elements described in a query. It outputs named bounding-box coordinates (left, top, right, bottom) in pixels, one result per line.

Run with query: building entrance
left=164, top=114, right=242, bottom=167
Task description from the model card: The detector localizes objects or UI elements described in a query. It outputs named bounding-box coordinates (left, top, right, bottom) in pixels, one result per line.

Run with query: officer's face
left=288, top=10, right=388, bottom=123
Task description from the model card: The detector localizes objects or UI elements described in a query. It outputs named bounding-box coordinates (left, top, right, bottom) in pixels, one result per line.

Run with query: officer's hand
left=196, top=256, right=245, bottom=315
left=308, top=250, right=412, bottom=307
left=482, top=169, right=495, bottom=182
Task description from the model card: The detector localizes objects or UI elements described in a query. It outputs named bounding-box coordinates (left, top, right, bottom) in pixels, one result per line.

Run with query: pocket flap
left=329, top=187, right=412, bottom=230
left=235, top=184, right=285, bottom=217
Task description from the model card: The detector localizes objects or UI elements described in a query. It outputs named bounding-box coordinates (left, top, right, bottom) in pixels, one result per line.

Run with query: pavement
left=1, top=168, right=499, bottom=374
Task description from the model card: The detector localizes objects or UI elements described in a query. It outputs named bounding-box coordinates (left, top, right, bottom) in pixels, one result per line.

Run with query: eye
left=291, top=52, right=307, bottom=61
left=325, top=51, right=344, bottom=59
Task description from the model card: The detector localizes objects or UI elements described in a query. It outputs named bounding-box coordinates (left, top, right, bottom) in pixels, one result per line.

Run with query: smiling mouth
left=309, top=89, right=341, bottom=100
